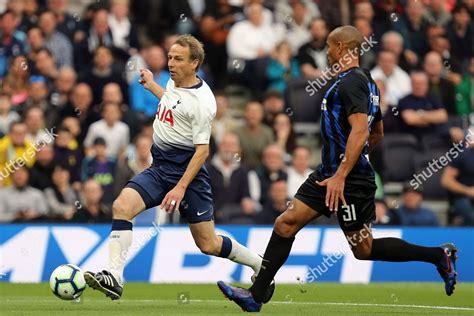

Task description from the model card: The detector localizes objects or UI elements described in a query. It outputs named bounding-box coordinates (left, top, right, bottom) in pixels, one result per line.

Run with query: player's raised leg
left=343, top=225, right=458, bottom=296
left=84, top=187, right=146, bottom=300
left=217, top=198, right=321, bottom=312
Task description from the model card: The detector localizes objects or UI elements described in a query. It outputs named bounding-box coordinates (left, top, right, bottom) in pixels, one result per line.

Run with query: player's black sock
left=249, top=231, right=295, bottom=303
left=370, top=238, right=445, bottom=267
left=218, top=235, right=232, bottom=257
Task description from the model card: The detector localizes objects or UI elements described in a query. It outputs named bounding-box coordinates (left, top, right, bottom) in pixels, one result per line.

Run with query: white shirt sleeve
left=83, top=123, right=97, bottom=147
left=190, top=95, right=216, bottom=145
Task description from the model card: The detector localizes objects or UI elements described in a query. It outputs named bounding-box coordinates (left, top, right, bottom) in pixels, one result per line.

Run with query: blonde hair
left=173, top=34, right=205, bottom=71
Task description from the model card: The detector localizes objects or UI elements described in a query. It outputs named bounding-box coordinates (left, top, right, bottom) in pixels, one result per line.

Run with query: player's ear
left=191, top=59, right=199, bottom=72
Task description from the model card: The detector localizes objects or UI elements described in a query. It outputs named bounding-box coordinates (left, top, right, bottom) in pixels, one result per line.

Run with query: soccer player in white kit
left=84, top=35, right=274, bottom=301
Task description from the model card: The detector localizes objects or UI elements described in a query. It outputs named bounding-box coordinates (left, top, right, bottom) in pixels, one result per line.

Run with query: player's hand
left=316, top=174, right=347, bottom=212
left=139, top=69, right=154, bottom=91
left=161, top=186, right=186, bottom=214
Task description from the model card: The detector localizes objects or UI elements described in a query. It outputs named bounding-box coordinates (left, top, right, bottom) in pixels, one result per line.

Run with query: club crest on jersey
left=173, top=100, right=182, bottom=109
left=156, top=103, right=174, bottom=127
left=321, top=98, right=327, bottom=111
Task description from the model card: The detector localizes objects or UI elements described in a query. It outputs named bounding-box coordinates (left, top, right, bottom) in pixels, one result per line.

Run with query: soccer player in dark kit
left=217, top=25, right=458, bottom=312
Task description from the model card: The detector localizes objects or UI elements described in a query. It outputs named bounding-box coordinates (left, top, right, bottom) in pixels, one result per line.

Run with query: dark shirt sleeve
left=339, top=73, right=369, bottom=116
left=297, top=44, right=317, bottom=68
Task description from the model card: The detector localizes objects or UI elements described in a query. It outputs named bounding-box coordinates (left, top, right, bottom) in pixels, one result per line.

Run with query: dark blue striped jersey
left=317, top=67, right=382, bottom=183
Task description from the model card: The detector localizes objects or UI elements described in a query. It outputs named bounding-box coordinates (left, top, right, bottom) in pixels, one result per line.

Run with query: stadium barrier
left=1, top=224, right=472, bottom=283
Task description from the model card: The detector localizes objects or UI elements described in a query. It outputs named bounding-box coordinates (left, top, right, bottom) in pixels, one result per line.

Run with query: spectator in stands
left=208, top=132, right=254, bottom=223
left=249, top=143, right=287, bottom=208
left=424, top=0, right=451, bottom=27
left=423, top=51, right=456, bottom=115
left=25, top=76, right=57, bottom=129
left=381, top=31, right=413, bottom=73
left=287, top=146, right=313, bottom=198
left=24, top=106, right=47, bottom=144
left=21, top=0, right=40, bottom=33
left=72, top=179, right=111, bottom=223
left=29, top=143, right=55, bottom=191
left=200, top=0, right=244, bottom=88
left=257, top=179, right=289, bottom=224
left=0, top=93, right=20, bottom=136
left=53, top=126, right=82, bottom=185
left=60, top=83, right=100, bottom=143
left=113, top=134, right=151, bottom=198
left=50, top=67, right=77, bottom=109
left=211, top=91, right=239, bottom=144
left=398, top=71, right=448, bottom=140
left=38, top=10, right=73, bottom=68
left=446, top=4, right=473, bottom=67
left=34, top=48, right=59, bottom=86
left=281, top=0, right=312, bottom=55
left=396, top=184, right=439, bottom=226
left=234, top=101, right=274, bottom=169
left=393, top=0, right=430, bottom=67
left=0, top=10, right=26, bottom=79
left=84, top=101, right=130, bottom=160
left=262, top=90, right=284, bottom=127
left=297, top=18, right=328, bottom=78
left=374, top=198, right=400, bottom=225
left=45, top=164, right=80, bottom=221
left=430, top=35, right=463, bottom=84
left=103, top=82, right=141, bottom=140
left=81, top=137, right=116, bottom=205
left=370, top=50, right=411, bottom=108
left=227, top=3, right=278, bottom=92
left=47, top=0, right=80, bottom=41
left=455, top=57, right=473, bottom=116
left=79, top=45, right=128, bottom=107
left=61, top=116, right=81, bottom=150
left=108, top=0, right=140, bottom=55
left=441, top=142, right=474, bottom=225
left=353, top=17, right=376, bottom=70
left=266, top=41, right=301, bottom=93
left=26, top=26, right=45, bottom=63
left=130, top=45, right=170, bottom=118
left=0, top=165, right=48, bottom=222
left=272, top=112, right=296, bottom=156
left=1, top=55, right=29, bottom=107
left=0, top=122, right=36, bottom=187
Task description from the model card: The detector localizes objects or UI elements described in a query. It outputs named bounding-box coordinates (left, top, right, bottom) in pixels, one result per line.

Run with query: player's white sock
left=108, top=220, right=133, bottom=285
left=220, top=235, right=262, bottom=274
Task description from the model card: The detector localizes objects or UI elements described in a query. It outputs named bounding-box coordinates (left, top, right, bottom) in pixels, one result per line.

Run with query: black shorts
left=294, top=172, right=377, bottom=231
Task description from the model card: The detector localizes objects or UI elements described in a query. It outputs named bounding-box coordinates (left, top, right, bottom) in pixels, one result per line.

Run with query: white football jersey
left=152, top=77, right=216, bottom=153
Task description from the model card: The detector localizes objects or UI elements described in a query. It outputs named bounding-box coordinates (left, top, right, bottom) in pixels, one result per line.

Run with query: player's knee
left=274, top=215, right=297, bottom=238
left=352, top=246, right=372, bottom=260
left=112, top=197, right=132, bottom=220
left=197, top=242, right=219, bottom=256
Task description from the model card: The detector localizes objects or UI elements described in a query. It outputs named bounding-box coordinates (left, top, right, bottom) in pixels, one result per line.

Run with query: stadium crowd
left=0, top=0, right=472, bottom=226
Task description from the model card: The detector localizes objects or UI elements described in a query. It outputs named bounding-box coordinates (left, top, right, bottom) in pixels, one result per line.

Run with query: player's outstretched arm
left=160, top=144, right=210, bottom=213
left=139, top=69, right=165, bottom=99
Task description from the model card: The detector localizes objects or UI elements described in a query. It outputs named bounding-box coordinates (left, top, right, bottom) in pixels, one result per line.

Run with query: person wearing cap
left=397, top=183, right=439, bottom=226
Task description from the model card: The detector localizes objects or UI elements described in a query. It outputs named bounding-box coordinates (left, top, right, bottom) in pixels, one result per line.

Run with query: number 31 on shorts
left=341, top=204, right=356, bottom=222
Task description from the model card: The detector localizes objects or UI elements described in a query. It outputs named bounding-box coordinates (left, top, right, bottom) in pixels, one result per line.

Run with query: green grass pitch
left=1, top=282, right=473, bottom=315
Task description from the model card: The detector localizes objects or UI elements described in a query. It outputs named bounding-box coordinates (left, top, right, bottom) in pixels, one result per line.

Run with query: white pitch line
left=125, top=299, right=474, bottom=311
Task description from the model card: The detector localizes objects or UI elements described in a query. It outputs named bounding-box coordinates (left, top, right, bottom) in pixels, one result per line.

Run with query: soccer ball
left=49, top=264, right=86, bottom=300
